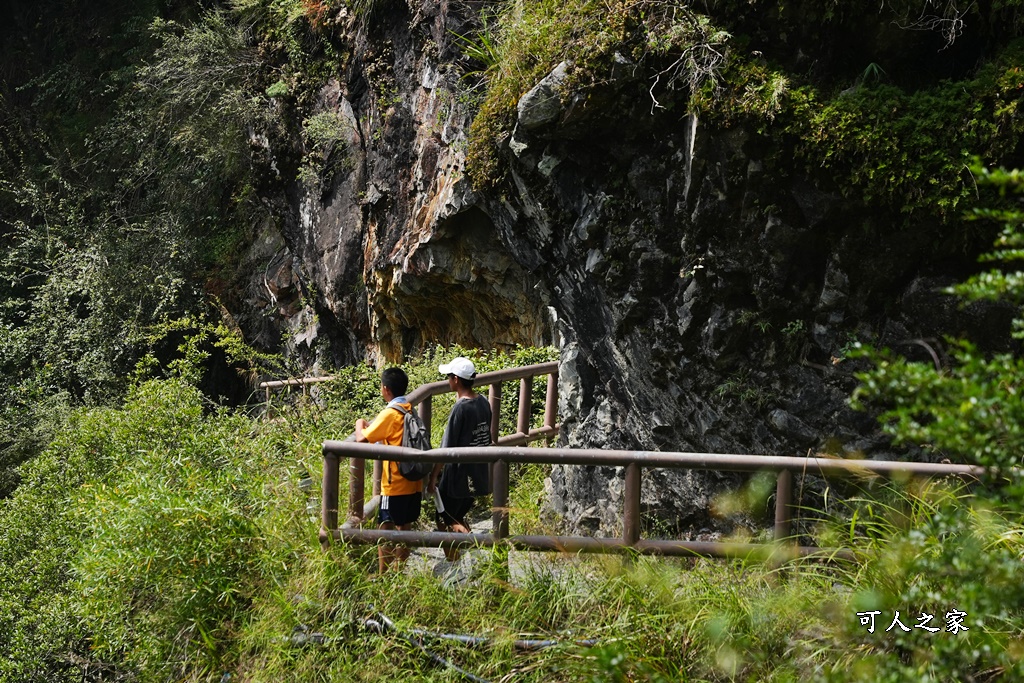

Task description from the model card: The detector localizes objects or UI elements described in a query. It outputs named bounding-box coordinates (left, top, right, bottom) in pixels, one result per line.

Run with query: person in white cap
left=429, top=356, right=492, bottom=561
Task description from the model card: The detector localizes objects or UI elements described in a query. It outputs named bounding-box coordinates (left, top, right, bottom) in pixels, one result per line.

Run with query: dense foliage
left=0, top=0, right=337, bottom=494
left=853, top=164, right=1024, bottom=488
left=841, top=163, right=1024, bottom=680
left=3, top=0, right=1023, bottom=487
left=0, top=345, right=557, bottom=681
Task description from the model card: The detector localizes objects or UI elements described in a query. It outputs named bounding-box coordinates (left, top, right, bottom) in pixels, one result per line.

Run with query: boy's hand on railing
left=425, top=464, right=443, bottom=494
left=354, top=418, right=369, bottom=443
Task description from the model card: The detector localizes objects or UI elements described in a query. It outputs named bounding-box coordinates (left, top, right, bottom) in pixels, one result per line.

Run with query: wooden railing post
left=623, top=463, right=641, bottom=548
left=488, top=383, right=502, bottom=445
left=348, top=455, right=365, bottom=522
left=544, top=371, right=558, bottom=445
left=517, top=377, right=532, bottom=438
left=372, top=460, right=382, bottom=498
left=322, top=451, right=340, bottom=548
left=488, top=383, right=503, bottom=497
left=774, top=469, right=793, bottom=542
left=544, top=372, right=558, bottom=429
left=419, top=395, right=432, bottom=444
left=492, top=459, right=509, bottom=540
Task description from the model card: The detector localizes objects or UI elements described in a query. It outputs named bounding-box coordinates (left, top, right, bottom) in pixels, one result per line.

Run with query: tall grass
left=2, top=346, right=1022, bottom=681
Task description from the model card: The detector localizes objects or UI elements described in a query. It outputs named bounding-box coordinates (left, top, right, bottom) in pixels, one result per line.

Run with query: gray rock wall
left=238, top=2, right=554, bottom=371
left=485, top=59, right=1011, bottom=537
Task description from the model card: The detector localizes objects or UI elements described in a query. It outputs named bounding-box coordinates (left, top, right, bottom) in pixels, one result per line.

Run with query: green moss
left=464, top=0, right=1024, bottom=226
left=780, top=48, right=1024, bottom=219
left=230, top=0, right=347, bottom=107
left=685, top=38, right=1024, bottom=224
left=464, top=0, right=633, bottom=189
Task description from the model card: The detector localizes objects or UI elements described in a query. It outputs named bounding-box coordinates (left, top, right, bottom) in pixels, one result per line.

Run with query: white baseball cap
left=439, top=356, right=476, bottom=380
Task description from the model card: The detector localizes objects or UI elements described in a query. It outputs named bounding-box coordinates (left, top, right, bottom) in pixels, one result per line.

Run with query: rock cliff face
left=492, top=69, right=1013, bottom=535
left=241, top=2, right=1011, bottom=537
left=240, top=1, right=555, bottom=371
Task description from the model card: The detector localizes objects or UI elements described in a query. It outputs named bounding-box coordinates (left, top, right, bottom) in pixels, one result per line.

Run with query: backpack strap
left=385, top=404, right=409, bottom=485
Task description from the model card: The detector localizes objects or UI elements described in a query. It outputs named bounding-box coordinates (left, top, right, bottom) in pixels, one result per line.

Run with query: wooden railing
left=258, top=376, right=336, bottom=403
left=306, top=360, right=989, bottom=560
left=321, top=362, right=561, bottom=533
left=321, top=441, right=987, bottom=561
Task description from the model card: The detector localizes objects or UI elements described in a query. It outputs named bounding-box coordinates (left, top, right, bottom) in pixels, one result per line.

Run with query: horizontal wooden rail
left=258, top=362, right=560, bottom=407
left=335, top=528, right=848, bottom=561
left=496, top=425, right=558, bottom=446
left=404, top=361, right=560, bottom=404
left=258, top=375, right=335, bottom=402
left=321, top=442, right=988, bottom=560
left=322, top=443, right=985, bottom=478
left=260, top=361, right=559, bottom=394
left=260, top=376, right=336, bottom=389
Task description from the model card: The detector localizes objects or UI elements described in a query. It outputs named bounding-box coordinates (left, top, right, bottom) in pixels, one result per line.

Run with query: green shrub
left=0, top=381, right=209, bottom=682
left=815, top=483, right=1024, bottom=682
left=72, top=387, right=265, bottom=679
left=842, top=161, right=1024, bottom=679
left=852, top=162, right=1024, bottom=486
left=9, top=343, right=1024, bottom=682
left=463, top=0, right=635, bottom=188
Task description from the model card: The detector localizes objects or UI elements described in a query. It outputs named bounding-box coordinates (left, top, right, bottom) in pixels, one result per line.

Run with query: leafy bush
left=299, top=111, right=353, bottom=188
left=0, top=9, right=274, bottom=491
left=0, top=373, right=328, bottom=682
left=73, top=390, right=266, bottom=678
left=229, top=0, right=344, bottom=99
left=783, top=45, right=1024, bottom=220
left=7, top=341, right=1024, bottom=682
left=852, top=162, right=1024, bottom=486
left=0, top=381, right=212, bottom=682
left=813, top=483, right=1024, bottom=682
left=840, top=162, right=1024, bottom=679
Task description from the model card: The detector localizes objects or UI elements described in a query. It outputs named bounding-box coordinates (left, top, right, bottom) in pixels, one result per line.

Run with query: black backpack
left=389, top=404, right=432, bottom=481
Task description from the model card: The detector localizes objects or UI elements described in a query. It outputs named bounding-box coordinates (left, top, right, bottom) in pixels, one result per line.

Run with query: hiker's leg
left=449, top=496, right=474, bottom=536
left=437, top=516, right=466, bottom=561
left=436, top=493, right=474, bottom=561
left=380, top=493, right=420, bottom=568
left=447, top=519, right=471, bottom=561
left=394, top=523, right=413, bottom=563
left=378, top=520, right=396, bottom=572
left=443, top=519, right=470, bottom=561
left=435, top=518, right=460, bottom=562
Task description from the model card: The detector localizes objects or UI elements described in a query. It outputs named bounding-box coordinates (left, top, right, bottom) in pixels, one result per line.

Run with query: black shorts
left=436, top=491, right=474, bottom=529
left=379, top=492, right=422, bottom=526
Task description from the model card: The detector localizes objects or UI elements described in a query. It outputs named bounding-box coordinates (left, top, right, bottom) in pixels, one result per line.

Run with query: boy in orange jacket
left=355, top=367, right=421, bottom=573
